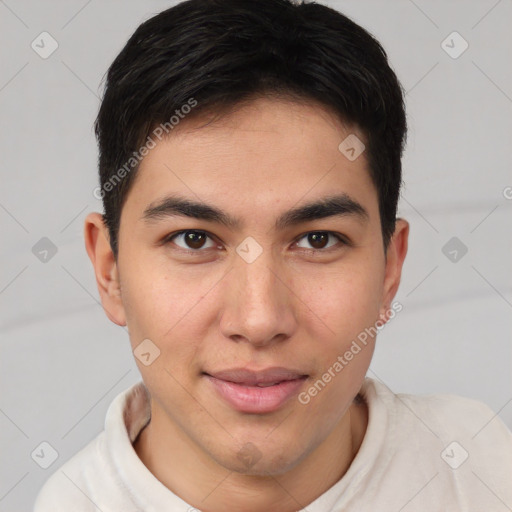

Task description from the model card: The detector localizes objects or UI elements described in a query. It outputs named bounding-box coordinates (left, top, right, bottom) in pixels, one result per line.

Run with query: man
left=34, top=0, right=512, bottom=510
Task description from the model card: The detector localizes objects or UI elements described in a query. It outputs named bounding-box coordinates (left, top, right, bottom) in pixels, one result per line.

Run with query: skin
left=84, top=97, right=408, bottom=512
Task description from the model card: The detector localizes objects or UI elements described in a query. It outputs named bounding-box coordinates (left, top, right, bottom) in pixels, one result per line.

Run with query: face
left=86, top=97, right=408, bottom=477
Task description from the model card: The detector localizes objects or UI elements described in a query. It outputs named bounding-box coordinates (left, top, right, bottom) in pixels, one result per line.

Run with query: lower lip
left=205, top=375, right=307, bottom=413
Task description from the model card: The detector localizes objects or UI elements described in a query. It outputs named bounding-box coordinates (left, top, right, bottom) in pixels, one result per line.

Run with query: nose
left=219, top=249, right=297, bottom=348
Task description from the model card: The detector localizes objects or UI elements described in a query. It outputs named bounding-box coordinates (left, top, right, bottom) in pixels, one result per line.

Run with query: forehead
left=123, top=97, right=379, bottom=223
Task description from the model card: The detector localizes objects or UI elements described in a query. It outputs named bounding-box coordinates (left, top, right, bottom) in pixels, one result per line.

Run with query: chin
left=216, top=443, right=307, bottom=477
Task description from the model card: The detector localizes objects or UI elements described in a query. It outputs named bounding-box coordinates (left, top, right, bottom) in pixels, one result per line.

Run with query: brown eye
left=184, top=231, right=207, bottom=249
left=296, top=231, right=345, bottom=251
left=308, top=232, right=329, bottom=249
left=167, top=230, right=215, bottom=250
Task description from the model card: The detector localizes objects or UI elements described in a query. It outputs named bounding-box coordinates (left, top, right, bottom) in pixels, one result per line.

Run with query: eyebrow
left=141, top=193, right=369, bottom=230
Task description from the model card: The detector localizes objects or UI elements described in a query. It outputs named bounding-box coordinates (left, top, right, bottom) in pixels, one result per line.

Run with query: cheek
left=121, top=272, right=203, bottom=396
left=296, top=261, right=385, bottom=344
left=120, top=249, right=183, bottom=332
left=296, top=268, right=381, bottom=420
left=119, top=255, right=220, bottom=364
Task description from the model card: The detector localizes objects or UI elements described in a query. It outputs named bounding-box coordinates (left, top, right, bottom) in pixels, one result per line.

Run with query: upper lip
left=205, top=367, right=308, bottom=385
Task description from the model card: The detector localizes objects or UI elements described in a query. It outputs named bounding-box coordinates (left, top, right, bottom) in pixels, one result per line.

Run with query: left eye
left=295, top=231, right=345, bottom=251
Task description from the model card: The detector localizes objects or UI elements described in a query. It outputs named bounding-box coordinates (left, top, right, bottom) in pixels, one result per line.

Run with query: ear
left=379, top=218, right=409, bottom=322
left=84, top=212, right=126, bottom=326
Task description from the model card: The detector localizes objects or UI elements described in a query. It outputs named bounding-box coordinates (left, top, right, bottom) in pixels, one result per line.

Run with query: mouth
left=203, top=367, right=309, bottom=414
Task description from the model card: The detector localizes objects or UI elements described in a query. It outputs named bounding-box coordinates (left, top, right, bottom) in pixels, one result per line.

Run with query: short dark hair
left=94, top=0, right=407, bottom=257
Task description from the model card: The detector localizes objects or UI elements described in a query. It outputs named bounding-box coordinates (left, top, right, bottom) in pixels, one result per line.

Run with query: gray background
left=1, top=1, right=511, bottom=510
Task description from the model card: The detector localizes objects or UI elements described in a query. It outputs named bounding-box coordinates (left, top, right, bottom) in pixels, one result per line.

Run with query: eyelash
left=163, top=230, right=349, bottom=253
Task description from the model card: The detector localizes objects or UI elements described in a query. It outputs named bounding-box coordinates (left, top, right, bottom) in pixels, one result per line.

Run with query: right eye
left=164, top=230, right=219, bottom=251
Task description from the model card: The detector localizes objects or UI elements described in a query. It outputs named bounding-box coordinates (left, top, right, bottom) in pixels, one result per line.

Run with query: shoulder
left=34, top=432, right=109, bottom=512
left=34, top=381, right=147, bottom=512
left=364, top=377, right=511, bottom=442
left=397, top=386, right=510, bottom=443
left=355, top=379, right=512, bottom=508
left=361, top=377, right=512, bottom=480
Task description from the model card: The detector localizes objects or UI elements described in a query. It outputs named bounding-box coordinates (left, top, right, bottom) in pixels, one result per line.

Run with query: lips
left=204, top=367, right=308, bottom=413
left=206, top=367, right=307, bottom=385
